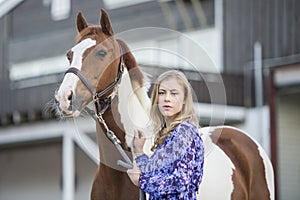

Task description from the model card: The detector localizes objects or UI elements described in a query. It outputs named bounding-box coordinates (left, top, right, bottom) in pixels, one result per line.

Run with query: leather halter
left=64, top=42, right=133, bottom=170
left=65, top=42, right=124, bottom=116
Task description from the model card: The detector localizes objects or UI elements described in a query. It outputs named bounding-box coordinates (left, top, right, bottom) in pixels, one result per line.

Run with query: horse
left=54, top=9, right=274, bottom=200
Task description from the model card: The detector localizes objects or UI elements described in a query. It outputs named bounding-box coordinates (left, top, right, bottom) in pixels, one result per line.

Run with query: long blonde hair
left=150, top=70, right=199, bottom=151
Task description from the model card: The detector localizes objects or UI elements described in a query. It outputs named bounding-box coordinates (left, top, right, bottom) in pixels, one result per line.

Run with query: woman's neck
left=164, top=115, right=176, bottom=129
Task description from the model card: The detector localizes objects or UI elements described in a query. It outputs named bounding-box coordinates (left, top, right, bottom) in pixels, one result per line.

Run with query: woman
left=127, top=70, right=204, bottom=200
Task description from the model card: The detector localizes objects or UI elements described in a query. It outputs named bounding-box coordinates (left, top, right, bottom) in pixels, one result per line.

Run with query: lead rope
left=85, top=107, right=146, bottom=200
left=95, top=113, right=133, bottom=169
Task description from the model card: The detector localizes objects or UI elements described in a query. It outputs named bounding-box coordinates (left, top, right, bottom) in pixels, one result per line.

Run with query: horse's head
left=55, top=9, right=122, bottom=117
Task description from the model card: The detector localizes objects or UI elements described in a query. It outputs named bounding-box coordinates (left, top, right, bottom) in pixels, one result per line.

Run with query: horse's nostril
left=67, top=91, right=73, bottom=101
left=54, top=98, right=59, bottom=105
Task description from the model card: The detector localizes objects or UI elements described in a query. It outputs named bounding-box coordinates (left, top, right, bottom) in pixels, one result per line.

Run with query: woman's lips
left=163, top=105, right=172, bottom=109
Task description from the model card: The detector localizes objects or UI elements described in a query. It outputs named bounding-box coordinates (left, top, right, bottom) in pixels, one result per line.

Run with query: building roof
left=0, top=0, right=24, bottom=19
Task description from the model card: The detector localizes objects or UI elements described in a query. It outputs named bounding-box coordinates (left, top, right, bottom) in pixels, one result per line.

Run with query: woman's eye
left=158, top=91, right=165, bottom=95
left=171, top=92, right=178, bottom=96
left=96, top=50, right=107, bottom=57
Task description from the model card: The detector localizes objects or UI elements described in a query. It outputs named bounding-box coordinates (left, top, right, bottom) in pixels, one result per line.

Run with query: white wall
left=234, top=106, right=271, bottom=156
left=128, top=28, right=222, bottom=73
left=277, top=93, right=300, bottom=200
left=0, top=142, right=97, bottom=200
left=0, top=143, right=62, bottom=200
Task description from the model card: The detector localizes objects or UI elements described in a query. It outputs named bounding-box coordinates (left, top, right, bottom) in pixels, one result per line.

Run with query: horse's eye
left=96, top=50, right=107, bottom=58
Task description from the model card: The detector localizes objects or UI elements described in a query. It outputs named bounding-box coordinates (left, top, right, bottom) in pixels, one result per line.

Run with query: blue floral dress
left=135, top=121, right=204, bottom=200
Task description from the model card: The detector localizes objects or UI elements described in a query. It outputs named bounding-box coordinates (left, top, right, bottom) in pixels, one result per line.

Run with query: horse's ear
left=76, top=12, right=88, bottom=33
left=100, top=8, right=114, bottom=36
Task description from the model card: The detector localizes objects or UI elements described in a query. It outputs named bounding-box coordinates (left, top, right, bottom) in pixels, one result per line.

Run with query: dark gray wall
left=0, top=15, right=9, bottom=81
left=6, top=0, right=299, bottom=124
left=223, top=0, right=300, bottom=74
left=8, top=0, right=214, bottom=63
left=0, top=0, right=217, bottom=125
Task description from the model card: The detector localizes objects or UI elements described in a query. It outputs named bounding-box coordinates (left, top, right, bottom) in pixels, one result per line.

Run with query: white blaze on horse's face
left=55, top=38, right=96, bottom=115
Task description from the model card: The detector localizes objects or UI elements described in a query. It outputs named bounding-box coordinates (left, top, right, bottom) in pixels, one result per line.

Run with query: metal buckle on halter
left=93, top=94, right=99, bottom=102
left=95, top=112, right=103, bottom=121
left=115, top=64, right=124, bottom=82
left=120, top=62, right=124, bottom=73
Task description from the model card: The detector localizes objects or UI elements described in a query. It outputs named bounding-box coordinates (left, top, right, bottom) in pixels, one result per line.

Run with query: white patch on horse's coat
left=130, top=80, right=151, bottom=114
left=197, top=126, right=235, bottom=200
left=117, top=68, right=153, bottom=156
left=258, top=145, right=275, bottom=200
left=56, top=38, right=96, bottom=112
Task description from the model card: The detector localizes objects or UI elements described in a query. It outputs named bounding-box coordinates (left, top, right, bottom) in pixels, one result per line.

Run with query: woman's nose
left=164, top=92, right=171, bottom=102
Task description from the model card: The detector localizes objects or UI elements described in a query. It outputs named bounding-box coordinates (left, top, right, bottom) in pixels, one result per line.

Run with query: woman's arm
left=138, top=154, right=194, bottom=197
left=127, top=130, right=148, bottom=186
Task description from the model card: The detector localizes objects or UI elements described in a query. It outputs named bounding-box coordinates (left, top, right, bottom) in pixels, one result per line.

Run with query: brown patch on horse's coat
left=210, top=127, right=271, bottom=200
left=91, top=164, right=139, bottom=200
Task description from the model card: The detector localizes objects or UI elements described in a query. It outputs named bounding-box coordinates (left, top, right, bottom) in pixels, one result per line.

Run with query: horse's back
left=198, top=126, right=274, bottom=200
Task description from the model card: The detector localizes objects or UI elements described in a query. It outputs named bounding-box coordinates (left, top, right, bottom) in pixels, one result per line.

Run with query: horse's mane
left=116, top=38, right=151, bottom=113
left=116, top=38, right=145, bottom=88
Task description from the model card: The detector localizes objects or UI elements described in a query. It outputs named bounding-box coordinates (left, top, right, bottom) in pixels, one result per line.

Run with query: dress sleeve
left=135, top=122, right=203, bottom=197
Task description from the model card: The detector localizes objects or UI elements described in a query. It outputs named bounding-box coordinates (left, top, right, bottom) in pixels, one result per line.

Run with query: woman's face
left=157, top=78, right=185, bottom=119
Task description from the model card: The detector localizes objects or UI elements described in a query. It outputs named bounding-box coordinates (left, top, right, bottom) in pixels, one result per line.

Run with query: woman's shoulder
left=173, top=120, right=200, bottom=137
left=168, top=121, right=202, bottom=150
left=176, top=120, right=198, bottom=130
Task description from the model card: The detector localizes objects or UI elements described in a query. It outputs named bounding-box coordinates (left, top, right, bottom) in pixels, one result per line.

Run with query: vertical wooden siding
left=223, top=0, right=300, bottom=74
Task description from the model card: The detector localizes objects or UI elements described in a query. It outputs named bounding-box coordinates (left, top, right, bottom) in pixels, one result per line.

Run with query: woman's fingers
left=134, top=130, right=140, bottom=138
left=134, top=129, right=145, bottom=139
left=132, top=130, right=146, bottom=155
left=138, top=130, right=145, bottom=138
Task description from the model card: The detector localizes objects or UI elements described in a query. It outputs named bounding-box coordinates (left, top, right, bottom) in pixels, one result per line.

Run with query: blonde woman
left=127, top=70, right=204, bottom=200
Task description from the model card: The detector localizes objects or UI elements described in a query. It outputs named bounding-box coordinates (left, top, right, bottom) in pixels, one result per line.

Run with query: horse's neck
left=117, top=68, right=153, bottom=155
left=95, top=68, right=153, bottom=169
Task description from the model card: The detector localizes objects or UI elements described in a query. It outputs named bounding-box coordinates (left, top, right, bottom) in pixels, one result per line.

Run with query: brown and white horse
left=54, top=9, right=274, bottom=200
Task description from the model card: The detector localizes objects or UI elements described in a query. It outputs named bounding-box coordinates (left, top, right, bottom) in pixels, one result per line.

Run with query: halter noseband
left=65, top=42, right=124, bottom=116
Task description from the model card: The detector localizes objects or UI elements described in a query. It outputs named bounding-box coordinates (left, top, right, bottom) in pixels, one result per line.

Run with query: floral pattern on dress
left=135, top=121, right=204, bottom=200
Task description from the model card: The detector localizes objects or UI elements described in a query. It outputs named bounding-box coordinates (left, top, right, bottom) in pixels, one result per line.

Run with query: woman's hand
left=127, top=162, right=141, bottom=187
left=132, top=130, right=146, bottom=155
